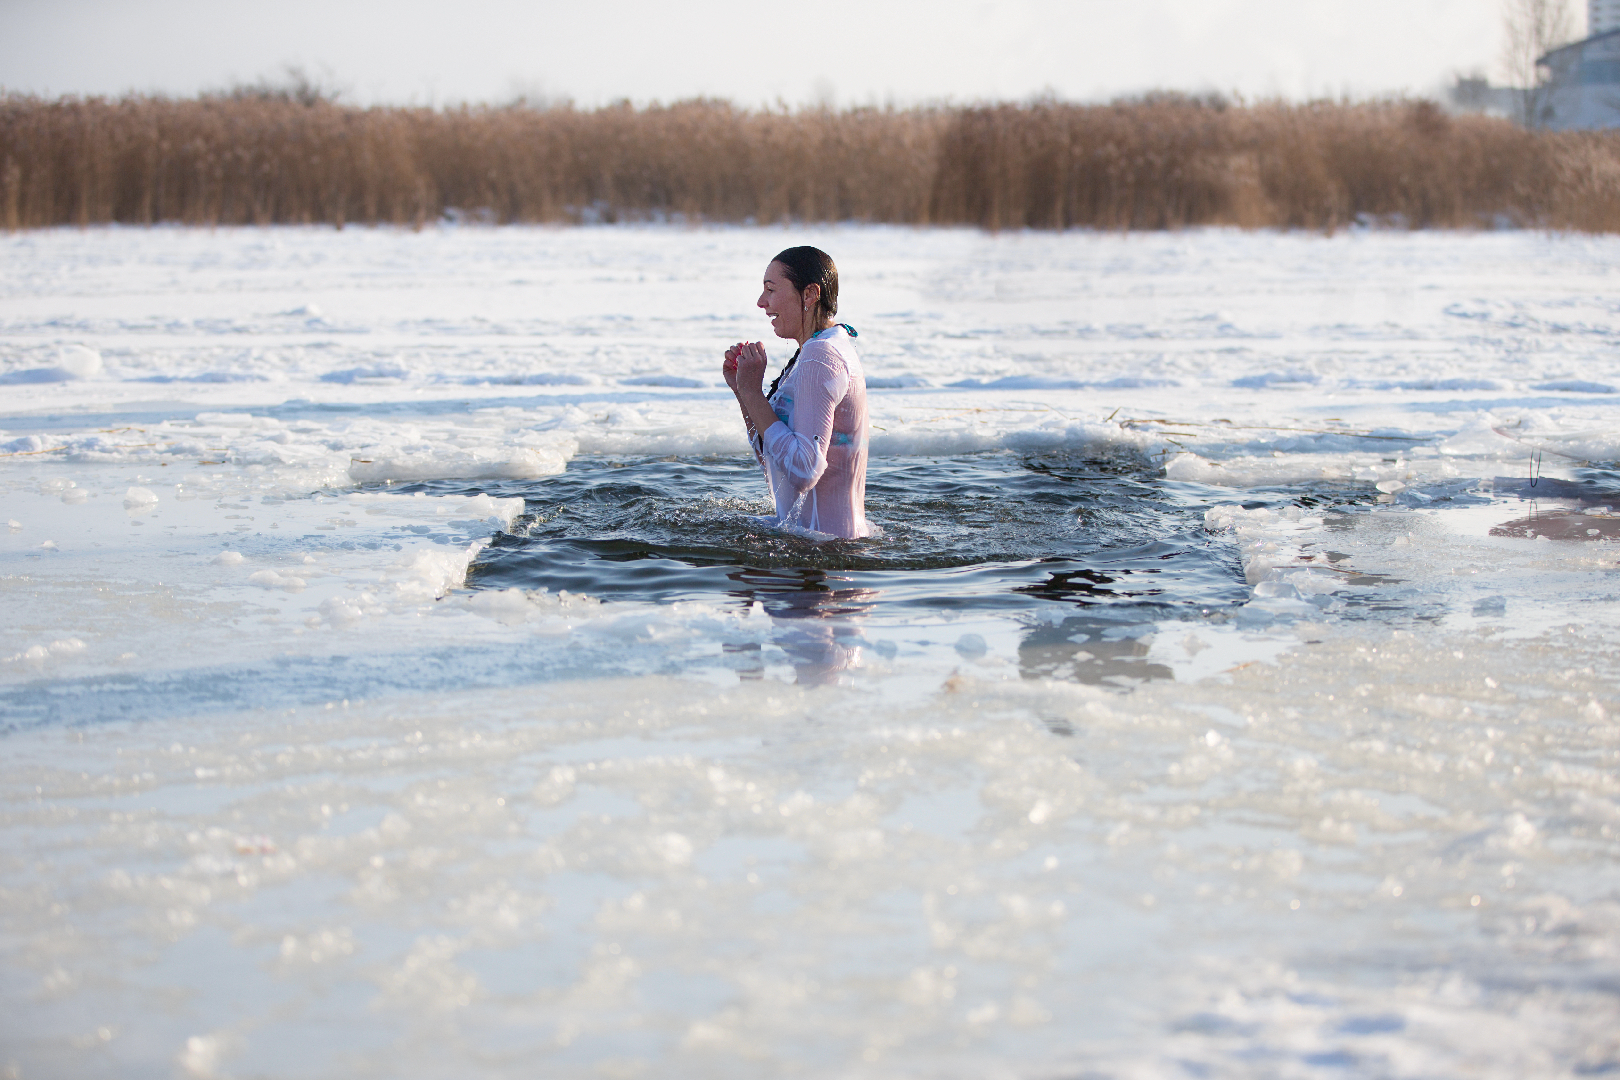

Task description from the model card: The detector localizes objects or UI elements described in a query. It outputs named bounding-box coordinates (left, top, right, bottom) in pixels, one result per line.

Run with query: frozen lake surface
left=2, top=224, right=1619, bottom=1078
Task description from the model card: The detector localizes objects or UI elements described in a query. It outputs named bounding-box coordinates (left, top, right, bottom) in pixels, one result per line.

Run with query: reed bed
left=4, top=92, right=1619, bottom=232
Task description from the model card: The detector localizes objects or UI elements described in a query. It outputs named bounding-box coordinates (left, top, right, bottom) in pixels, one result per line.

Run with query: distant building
left=1445, top=74, right=1519, bottom=118
left=1535, top=1, right=1620, bottom=128
left=1594, top=0, right=1620, bottom=35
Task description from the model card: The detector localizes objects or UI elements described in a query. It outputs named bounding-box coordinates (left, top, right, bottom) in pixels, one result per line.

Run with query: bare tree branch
left=1502, top=0, right=1575, bottom=126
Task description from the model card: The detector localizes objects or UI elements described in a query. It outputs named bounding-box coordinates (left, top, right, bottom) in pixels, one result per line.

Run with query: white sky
left=0, top=0, right=1579, bottom=107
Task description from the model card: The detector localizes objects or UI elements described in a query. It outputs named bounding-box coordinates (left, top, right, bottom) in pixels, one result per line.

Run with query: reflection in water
left=1014, top=564, right=1166, bottom=605
left=726, top=568, right=879, bottom=686
left=1490, top=503, right=1620, bottom=541
left=1013, top=565, right=1175, bottom=686
left=1018, top=616, right=1174, bottom=687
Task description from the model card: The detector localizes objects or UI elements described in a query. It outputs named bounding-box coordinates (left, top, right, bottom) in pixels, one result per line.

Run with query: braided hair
left=765, top=246, right=838, bottom=401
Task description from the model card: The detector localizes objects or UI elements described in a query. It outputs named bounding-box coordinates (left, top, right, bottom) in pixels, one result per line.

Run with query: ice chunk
left=344, top=491, right=525, bottom=529
left=248, top=570, right=306, bottom=593
left=954, top=633, right=989, bottom=658
left=6, top=639, right=85, bottom=666
left=2, top=346, right=106, bottom=382
left=123, top=486, right=159, bottom=509
left=465, top=588, right=538, bottom=626
left=55, top=345, right=103, bottom=379
left=317, top=596, right=369, bottom=627
left=385, top=542, right=485, bottom=602
left=1165, top=453, right=1220, bottom=483
left=451, top=494, right=525, bottom=529
left=215, top=551, right=245, bottom=565
left=347, top=442, right=573, bottom=482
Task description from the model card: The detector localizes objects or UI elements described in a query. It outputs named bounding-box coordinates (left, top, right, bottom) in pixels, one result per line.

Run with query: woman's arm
left=732, top=342, right=785, bottom=445
left=724, top=343, right=765, bottom=461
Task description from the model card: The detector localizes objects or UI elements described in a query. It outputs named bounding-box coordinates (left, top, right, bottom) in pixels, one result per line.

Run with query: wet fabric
left=745, top=325, right=870, bottom=538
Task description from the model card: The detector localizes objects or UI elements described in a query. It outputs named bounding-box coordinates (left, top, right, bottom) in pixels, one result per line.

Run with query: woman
left=724, top=246, right=870, bottom=539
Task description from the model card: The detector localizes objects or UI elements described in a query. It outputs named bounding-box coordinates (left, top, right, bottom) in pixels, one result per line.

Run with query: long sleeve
left=761, top=352, right=848, bottom=497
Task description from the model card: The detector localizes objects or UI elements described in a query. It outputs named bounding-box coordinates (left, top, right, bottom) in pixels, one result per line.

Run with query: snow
left=2, top=223, right=1619, bottom=1078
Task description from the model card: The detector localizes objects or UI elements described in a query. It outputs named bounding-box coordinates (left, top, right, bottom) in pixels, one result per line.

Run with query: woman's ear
left=802, top=283, right=821, bottom=311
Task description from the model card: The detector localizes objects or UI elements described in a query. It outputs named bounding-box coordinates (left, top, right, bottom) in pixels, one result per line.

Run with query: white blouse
left=746, top=325, right=870, bottom=539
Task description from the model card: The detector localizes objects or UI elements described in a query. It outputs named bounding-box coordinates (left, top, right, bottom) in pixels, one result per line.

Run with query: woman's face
left=757, top=261, right=811, bottom=341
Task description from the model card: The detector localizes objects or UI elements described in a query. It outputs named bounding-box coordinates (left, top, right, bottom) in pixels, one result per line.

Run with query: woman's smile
left=757, top=261, right=803, bottom=340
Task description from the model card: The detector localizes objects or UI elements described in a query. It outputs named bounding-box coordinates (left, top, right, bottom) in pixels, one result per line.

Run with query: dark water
left=451, top=452, right=1250, bottom=621
left=383, top=452, right=1422, bottom=688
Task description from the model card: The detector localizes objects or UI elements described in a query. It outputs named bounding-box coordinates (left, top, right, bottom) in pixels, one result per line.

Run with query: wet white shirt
left=746, top=325, right=870, bottom=539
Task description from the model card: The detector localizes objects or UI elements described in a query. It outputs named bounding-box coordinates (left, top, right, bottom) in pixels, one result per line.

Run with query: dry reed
left=3, top=92, right=1619, bottom=232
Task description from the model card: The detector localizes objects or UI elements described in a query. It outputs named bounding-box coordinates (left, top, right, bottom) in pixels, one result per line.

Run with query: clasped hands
left=723, top=341, right=770, bottom=397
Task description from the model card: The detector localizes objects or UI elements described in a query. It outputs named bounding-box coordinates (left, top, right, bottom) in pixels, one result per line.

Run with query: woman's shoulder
left=801, top=326, right=859, bottom=367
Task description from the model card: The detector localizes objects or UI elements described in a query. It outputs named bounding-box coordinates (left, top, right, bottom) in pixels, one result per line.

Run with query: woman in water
left=723, top=246, right=870, bottom=539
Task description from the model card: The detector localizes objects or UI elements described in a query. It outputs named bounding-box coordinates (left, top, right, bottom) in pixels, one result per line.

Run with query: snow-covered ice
left=1, top=223, right=1618, bottom=1078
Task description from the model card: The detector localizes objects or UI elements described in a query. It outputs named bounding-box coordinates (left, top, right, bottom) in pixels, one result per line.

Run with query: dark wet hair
left=772, top=245, right=838, bottom=329
left=766, top=246, right=838, bottom=400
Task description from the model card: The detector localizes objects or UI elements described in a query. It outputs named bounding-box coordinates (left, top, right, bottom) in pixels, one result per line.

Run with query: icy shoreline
left=2, top=224, right=1618, bottom=1078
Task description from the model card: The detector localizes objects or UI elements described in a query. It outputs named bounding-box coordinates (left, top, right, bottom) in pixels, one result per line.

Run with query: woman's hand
left=734, top=341, right=769, bottom=397
left=732, top=341, right=781, bottom=438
